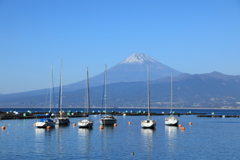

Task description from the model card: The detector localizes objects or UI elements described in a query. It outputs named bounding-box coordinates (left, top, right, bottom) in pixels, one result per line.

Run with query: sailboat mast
left=170, top=73, right=173, bottom=113
left=86, top=67, right=90, bottom=114
left=104, top=65, right=107, bottom=115
left=58, top=60, right=63, bottom=113
left=50, top=63, right=53, bottom=112
left=147, top=64, right=150, bottom=119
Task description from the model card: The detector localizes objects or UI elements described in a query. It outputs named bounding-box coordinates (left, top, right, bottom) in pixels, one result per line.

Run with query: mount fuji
left=65, top=53, right=182, bottom=91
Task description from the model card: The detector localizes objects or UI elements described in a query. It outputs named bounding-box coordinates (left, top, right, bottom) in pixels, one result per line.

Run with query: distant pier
left=2, top=110, right=239, bottom=120
left=0, top=111, right=204, bottom=120
left=197, top=115, right=240, bottom=118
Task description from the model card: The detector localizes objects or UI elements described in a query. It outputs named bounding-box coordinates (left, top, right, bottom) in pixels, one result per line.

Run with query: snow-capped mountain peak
left=120, top=53, right=158, bottom=64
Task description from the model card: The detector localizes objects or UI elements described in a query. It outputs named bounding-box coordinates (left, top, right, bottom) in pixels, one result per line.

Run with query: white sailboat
left=141, top=64, right=156, bottom=129
left=55, top=60, right=70, bottom=125
left=36, top=64, right=56, bottom=128
left=78, top=67, right=94, bottom=128
left=100, top=65, right=117, bottom=125
left=165, top=73, right=179, bottom=126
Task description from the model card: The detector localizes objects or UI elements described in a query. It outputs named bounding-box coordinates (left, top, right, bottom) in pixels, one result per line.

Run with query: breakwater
left=197, top=115, right=240, bottom=118
left=0, top=111, right=203, bottom=120
left=2, top=108, right=240, bottom=120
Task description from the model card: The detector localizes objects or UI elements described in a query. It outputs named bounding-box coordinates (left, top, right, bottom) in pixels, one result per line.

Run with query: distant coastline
left=0, top=107, right=240, bottom=110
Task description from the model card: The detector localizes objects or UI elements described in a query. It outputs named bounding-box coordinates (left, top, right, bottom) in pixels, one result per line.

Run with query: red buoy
left=180, top=127, right=185, bottom=130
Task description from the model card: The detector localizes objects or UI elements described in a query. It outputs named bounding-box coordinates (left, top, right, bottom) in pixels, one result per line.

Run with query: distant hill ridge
left=156, top=71, right=240, bottom=83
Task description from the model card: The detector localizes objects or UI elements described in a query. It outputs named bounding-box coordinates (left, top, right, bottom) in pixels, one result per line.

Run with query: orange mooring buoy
left=46, top=126, right=51, bottom=129
left=128, top=122, right=131, bottom=125
left=180, top=127, right=185, bottom=130
left=178, top=124, right=182, bottom=127
left=189, top=122, right=193, bottom=125
left=72, top=123, right=76, bottom=126
left=1, top=126, right=6, bottom=130
left=99, top=125, right=104, bottom=130
left=33, top=123, right=36, bottom=126
left=113, top=123, right=117, bottom=127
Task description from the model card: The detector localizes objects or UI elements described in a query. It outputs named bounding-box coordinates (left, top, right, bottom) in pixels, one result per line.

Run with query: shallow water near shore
left=1, top=110, right=240, bottom=160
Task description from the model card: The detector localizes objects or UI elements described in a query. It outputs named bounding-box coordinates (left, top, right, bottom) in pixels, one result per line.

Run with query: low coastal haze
left=0, top=0, right=239, bottom=94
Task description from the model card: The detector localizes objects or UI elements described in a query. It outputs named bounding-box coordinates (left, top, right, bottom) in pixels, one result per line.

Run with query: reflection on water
left=165, top=126, right=177, bottom=138
left=141, top=128, right=155, bottom=159
left=56, top=125, right=64, bottom=158
left=78, top=127, right=92, bottom=136
left=34, top=128, right=55, bottom=140
left=34, top=128, right=56, bottom=156
left=165, top=126, right=177, bottom=156
left=78, top=128, right=92, bottom=158
left=34, top=128, right=46, bottom=136
left=141, top=128, right=155, bottom=137
left=100, top=125, right=115, bottom=154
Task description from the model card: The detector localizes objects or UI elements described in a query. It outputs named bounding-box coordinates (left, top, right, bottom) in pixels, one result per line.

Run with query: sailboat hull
left=165, top=116, right=179, bottom=126
left=100, top=116, right=117, bottom=125
left=55, top=117, right=70, bottom=125
left=78, top=119, right=94, bottom=128
left=36, top=119, right=56, bottom=128
left=141, top=119, right=156, bottom=128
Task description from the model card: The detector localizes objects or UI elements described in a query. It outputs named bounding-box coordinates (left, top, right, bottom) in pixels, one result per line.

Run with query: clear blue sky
left=0, top=0, right=239, bottom=94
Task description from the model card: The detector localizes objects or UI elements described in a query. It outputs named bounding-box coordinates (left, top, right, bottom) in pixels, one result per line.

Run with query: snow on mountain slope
left=120, top=53, right=158, bottom=64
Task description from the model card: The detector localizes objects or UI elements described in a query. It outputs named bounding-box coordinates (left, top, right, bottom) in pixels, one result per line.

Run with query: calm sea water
left=1, top=109, right=240, bottom=160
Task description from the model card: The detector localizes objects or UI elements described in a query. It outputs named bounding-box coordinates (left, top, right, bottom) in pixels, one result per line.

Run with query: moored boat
left=165, top=73, right=179, bottom=126
left=36, top=64, right=56, bottom=128
left=36, top=118, right=56, bottom=128
left=100, top=65, right=117, bottom=125
left=55, top=112, right=70, bottom=125
left=141, top=64, right=156, bottom=129
left=55, top=60, right=70, bottom=125
left=100, top=115, right=117, bottom=125
left=78, top=119, right=93, bottom=128
left=165, top=115, right=178, bottom=126
left=78, top=67, right=94, bottom=128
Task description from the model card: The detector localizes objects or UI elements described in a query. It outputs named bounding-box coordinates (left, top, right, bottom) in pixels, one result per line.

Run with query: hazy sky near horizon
left=0, top=0, right=239, bottom=94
